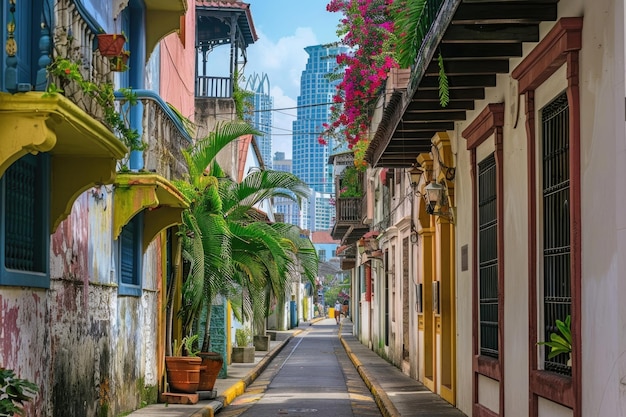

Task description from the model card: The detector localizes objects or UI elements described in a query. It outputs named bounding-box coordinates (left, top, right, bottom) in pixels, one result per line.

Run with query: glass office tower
left=245, top=73, right=273, bottom=168
left=292, top=44, right=348, bottom=195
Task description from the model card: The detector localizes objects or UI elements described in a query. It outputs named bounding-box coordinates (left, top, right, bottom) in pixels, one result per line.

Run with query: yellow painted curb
left=339, top=326, right=400, bottom=417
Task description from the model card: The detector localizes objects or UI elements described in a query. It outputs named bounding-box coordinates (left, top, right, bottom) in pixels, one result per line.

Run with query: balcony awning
left=0, top=92, right=127, bottom=232
left=366, top=0, right=559, bottom=168
left=114, top=173, right=190, bottom=251
left=145, top=0, right=187, bottom=59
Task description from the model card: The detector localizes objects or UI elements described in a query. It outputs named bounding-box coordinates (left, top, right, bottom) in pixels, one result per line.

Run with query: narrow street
left=219, top=319, right=382, bottom=417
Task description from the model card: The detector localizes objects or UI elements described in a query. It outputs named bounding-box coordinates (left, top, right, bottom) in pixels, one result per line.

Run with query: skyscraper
left=292, top=44, right=347, bottom=232
left=245, top=73, right=273, bottom=168
left=292, top=44, right=348, bottom=195
left=273, top=152, right=301, bottom=227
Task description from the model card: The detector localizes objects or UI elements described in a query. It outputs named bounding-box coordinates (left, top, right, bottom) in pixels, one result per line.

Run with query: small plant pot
left=97, top=33, right=127, bottom=57
left=109, top=51, right=130, bottom=72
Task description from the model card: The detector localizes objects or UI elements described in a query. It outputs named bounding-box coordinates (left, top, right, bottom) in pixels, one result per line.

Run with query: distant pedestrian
left=334, top=300, right=342, bottom=324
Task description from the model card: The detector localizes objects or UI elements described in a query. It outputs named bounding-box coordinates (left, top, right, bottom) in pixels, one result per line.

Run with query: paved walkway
left=126, top=318, right=467, bottom=417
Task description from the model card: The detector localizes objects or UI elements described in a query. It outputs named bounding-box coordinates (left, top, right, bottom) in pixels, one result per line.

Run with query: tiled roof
left=311, top=231, right=340, bottom=244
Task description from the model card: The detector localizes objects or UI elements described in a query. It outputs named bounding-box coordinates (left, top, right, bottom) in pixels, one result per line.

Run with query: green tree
left=173, top=121, right=318, bottom=352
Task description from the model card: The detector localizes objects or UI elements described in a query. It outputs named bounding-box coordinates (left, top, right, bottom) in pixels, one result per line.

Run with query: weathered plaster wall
left=0, top=189, right=163, bottom=416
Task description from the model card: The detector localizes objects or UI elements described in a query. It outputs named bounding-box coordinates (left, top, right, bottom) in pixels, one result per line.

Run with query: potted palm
left=232, top=328, right=255, bottom=363
left=164, top=335, right=202, bottom=394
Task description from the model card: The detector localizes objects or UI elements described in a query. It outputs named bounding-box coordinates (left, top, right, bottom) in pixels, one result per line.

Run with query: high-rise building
left=273, top=152, right=301, bottom=226
left=245, top=73, right=273, bottom=168
left=292, top=44, right=348, bottom=195
left=292, top=44, right=347, bottom=232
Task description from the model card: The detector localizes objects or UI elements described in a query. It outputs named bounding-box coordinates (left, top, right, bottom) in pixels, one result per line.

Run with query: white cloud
left=247, top=27, right=318, bottom=100
left=245, top=28, right=324, bottom=159
left=269, top=86, right=297, bottom=159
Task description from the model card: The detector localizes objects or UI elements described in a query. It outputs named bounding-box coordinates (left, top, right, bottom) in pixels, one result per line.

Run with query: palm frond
left=438, top=52, right=449, bottom=107
left=392, top=0, right=427, bottom=68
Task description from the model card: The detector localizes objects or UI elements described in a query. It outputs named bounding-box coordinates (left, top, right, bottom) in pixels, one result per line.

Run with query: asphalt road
left=219, top=320, right=383, bottom=417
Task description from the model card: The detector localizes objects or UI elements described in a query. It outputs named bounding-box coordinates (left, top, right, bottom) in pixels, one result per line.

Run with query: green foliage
left=233, top=70, right=254, bottom=121
left=392, top=0, right=427, bottom=68
left=339, top=166, right=362, bottom=198
left=173, top=335, right=200, bottom=357
left=538, top=315, right=572, bottom=360
left=235, top=328, right=252, bottom=347
left=0, top=368, right=38, bottom=416
left=45, top=56, right=144, bottom=167
left=174, top=120, right=318, bottom=352
left=438, top=52, right=449, bottom=107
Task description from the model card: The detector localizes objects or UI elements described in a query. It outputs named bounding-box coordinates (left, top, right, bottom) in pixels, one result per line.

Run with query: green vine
left=45, top=57, right=143, bottom=152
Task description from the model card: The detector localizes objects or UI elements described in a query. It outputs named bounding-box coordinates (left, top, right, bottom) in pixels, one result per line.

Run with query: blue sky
left=244, top=0, right=341, bottom=159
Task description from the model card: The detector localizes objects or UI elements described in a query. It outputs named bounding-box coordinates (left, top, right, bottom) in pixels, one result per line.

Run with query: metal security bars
left=478, top=154, right=498, bottom=358
left=541, top=92, right=571, bottom=376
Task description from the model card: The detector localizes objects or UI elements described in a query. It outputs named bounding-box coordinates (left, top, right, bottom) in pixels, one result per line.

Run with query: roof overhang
left=113, top=173, right=190, bottom=251
left=0, top=92, right=127, bottom=231
left=367, top=0, right=559, bottom=168
left=145, top=0, right=188, bottom=59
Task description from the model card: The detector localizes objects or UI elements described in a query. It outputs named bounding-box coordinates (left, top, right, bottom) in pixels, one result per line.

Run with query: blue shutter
left=118, top=211, right=143, bottom=296
left=0, top=153, right=50, bottom=288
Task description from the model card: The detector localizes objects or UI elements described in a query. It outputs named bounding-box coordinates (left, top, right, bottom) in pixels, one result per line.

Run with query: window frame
left=117, top=211, right=144, bottom=296
left=461, top=102, right=505, bottom=415
left=0, top=153, right=50, bottom=288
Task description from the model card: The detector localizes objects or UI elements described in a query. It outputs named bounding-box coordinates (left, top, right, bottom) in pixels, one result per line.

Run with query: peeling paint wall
left=0, top=187, right=163, bottom=416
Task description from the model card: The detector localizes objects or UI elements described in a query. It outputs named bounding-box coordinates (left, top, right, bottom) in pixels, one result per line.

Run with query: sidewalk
left=127, top=326, right=307, bottom=417
left=339, top=318, right=467, bottom=417
left=128, top=317, right=467, bottom=417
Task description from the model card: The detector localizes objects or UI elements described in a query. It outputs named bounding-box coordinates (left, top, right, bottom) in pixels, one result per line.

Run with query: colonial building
left=334, top=1, right=623, bottom=416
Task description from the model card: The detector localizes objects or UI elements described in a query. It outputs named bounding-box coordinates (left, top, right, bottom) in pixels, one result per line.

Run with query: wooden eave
left=113, top=173, right=190, bottom=251
left=367, top=0, right=559, bottom=168
left=0, top=92, right=127, bottom=232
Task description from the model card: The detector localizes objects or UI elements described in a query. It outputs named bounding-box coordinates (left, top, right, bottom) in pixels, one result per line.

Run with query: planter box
left=231, top=346, right=255, bottom=363
left=253, top=335, right=270, bottom=351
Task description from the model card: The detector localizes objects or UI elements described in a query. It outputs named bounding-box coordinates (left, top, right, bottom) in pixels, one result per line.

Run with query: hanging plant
left=96, top=33, right=127, bottom=57
left=109, top=50, right=130, bottom=72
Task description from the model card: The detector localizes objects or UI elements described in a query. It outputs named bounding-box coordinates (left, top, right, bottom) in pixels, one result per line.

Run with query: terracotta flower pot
left=96, top=33, right=127, bottom=57
left=165, top=356, right=202, bottom=393
left=197, top=352, right=223, bottom=391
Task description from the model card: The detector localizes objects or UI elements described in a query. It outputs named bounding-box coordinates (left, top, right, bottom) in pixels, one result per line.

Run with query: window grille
left=1, top=153, right=49, bottom=287
left=478, top=154, right=498, bottom=358
left=541, top=92, right=571, bottom=376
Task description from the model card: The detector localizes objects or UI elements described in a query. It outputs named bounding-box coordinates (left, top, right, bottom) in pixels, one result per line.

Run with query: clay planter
left=197, top=352, right=223, bottom=391
left=96, top=33, right=127, bottom=57
left=232, top=346, right=255, bottom=363
left=165, top=356, right=202, bottom=393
